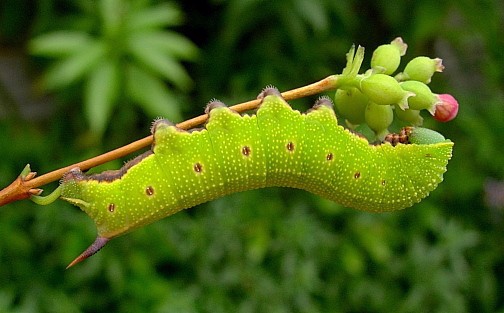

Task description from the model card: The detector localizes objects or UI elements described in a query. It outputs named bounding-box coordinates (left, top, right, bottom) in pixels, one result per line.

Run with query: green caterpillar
left=47, top=87, right=453, bottom=267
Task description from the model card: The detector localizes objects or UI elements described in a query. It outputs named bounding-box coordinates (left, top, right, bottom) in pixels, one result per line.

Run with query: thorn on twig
left=29, top=189, right=43, bottom=196
left=23, top=172, right=37, bottom=181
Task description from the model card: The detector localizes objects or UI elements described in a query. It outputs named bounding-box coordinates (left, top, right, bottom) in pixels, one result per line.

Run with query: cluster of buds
left=334, top=37, right=459, bottom=140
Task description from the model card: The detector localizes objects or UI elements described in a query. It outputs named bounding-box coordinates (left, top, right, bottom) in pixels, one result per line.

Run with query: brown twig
left=0, top=75, right=339, bottom=207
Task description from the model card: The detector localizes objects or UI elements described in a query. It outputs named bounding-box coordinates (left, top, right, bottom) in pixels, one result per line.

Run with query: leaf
left=99, top=0, right=125, bottom=37
left=84, top=59, right=120, bottom=136
left=127, top=37, right=192, bottom=91
left=28, top=31, right=94, bottom=57
left=126, top=3, right=182, bottom=31
left=126, top=65, right=182, bottom=121
left=131, top=31, right=199, bottom=61
left=41, top=40, right=106, bottom=91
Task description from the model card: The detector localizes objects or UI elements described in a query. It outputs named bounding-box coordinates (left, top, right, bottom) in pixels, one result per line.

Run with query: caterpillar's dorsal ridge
left=257, top=85, right=280, bottom=99
left=62, top=167, right=85, bottom=183
left=150, top=118, right=174, bottom=135
left=312, top=95, right=334, bottom=111
left=315, top=95, right=333, bottom=104
left=186, top=127, right=206, bottom=134
left=204, top=98, right=226, bottom=114
left=68, top=150, right=155, bottom=183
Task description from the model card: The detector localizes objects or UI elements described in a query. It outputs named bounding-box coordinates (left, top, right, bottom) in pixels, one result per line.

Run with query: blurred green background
left=1, top=0, right=503, bottom=312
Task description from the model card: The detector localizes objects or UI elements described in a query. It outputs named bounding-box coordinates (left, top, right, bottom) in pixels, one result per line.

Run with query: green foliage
left=29, top=0, right=198, bottom=138
left=1, top=0, right=504, bottom=312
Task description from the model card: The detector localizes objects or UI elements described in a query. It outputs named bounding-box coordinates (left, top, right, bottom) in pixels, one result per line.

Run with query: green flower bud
left=394, top=106, right=423, bottom=126
left=408, top=127, right=446, bottom=145
left=359, top=73, right=414, bottom=109
left=371, top=37, right=407, bottom=75
left=334, top=88, right=369, bottom=125
left=402, top=56, right=444, bottom=84
left=365, top=102, right=393, bottom=138
left=400, top=80, right=441, bottom=114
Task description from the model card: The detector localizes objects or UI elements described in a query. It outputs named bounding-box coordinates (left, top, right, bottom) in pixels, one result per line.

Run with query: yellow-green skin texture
left=60, top=92, right=453, bottom=241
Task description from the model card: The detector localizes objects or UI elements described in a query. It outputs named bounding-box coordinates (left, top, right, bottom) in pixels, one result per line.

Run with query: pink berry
left=434, top=94, right=459, bottom=122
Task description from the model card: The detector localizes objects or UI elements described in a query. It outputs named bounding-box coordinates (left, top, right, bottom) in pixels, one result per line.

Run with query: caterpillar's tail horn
left=66, top=236, right=109, bottom=269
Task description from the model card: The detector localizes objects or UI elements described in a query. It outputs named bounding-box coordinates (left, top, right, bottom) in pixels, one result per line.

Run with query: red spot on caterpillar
left=326, top=153, right=333, bottom=161
left=354, top=172, right=361, bottom=179
left=286, top=142, right=295, bottom=152
left=108, top=203, right=115, bottom=212
left=193, top=163, right=203, bottom=173
left=146, top=186, right=154, bottom=196
left=242, top=146, right=251, bottom=156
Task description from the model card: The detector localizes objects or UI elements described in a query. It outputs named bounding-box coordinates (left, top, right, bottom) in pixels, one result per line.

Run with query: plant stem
left=0, top=75, right=340, bottom=206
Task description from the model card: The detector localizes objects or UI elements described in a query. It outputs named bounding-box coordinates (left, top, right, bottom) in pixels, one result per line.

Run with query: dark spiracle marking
left=193, top=163, right=203, bottom=173
left=242, top=146, right=251, bottom=156
left=326, top=153, right=333, bottom=161
left=286, top=142, right=295, bottom=152
left=108, top=203, right=115, bottom=213
left=425, top=153, right=432, bottom=158
left=354, top=171, right=361, bottom=179
left=381, top=179, right=386, bottom=186
left=146, top=186, right=154, bottom=196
